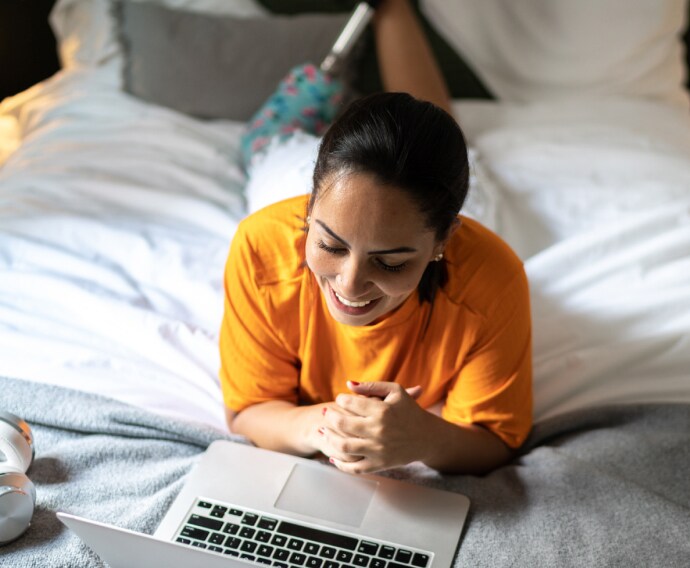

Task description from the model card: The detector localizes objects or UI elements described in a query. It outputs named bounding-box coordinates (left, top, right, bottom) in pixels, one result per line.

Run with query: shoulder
left=232, top=195, right=309, bottom=286
left=442, top=217, right=528, bottom=313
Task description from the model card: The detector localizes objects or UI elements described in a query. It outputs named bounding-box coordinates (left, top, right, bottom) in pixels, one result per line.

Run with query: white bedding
left=1, top=68, right=689, bottom=431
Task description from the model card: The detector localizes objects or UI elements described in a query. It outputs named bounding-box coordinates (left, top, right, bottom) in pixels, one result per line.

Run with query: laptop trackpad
left=274, top=463, right=378, bottom=527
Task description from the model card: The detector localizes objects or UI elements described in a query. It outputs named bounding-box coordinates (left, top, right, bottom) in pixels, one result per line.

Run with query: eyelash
left=317, top=240, right=408, bottom=273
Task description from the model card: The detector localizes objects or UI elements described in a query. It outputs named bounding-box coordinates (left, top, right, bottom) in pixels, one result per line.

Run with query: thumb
left=347, top=381, right=422, bottom=401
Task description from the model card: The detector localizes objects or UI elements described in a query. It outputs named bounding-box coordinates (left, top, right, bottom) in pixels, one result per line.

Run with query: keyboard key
left=224, top=523, right=240, bottom=535
left=198, top=501, right=213, bottom=509
left=320, top=547, right=337, bottom=559
left=259, top=517, right=279, bottom=530
left=371, top=560, right=386, bottom=568
left=241, top=527, right=257, bottom=539
left=211, top=506, right=227, bottom=519
left=359, top=542, right=379, bottom=555
left=307, top=557, right=323, bottom=568
left=224, top=549, right=240, bottom=557
left=229, top=508, right=243, bottom=516
left=379, top=547, right=395, bottom=560
left=290, top=553, right=307, bottom=565
left=324, top=561, right=340, bottom=568
left=258, top=559, right=273, bottom=565
left=242, top=541, right=259, bottom=553
left=225, top=537, right=241, bottom=549
left=353, top=555, right=370, bottom=567
left=272, top=535, right=288, bottom=547
left=336, top=551, right=353, bottom=563
left=243, top=513, right=259, bottom=526
left=411, top=554, right=429, bottom=568
left=304, top=543, right=320, bottom=555
left=288, top=538, right=305, bottom=551
left=241, top=554, right=256, bottom=561
left=181, top=526, right=209, bottom=542
left=209, top=545, right=224, bottom=553
left=258, top=545, right=275, bottom=558
left=187, top=515, right=223, bottom=531
left=274, top=549, right=291, bottom=561
left=273, top=563, right=288, bottom=568
left=278, top=522, right=358, bottom=551
left=257, top=530, right=273, bottom=542
left=176, top=537, right=191, bottom=545
left=395, top=550, right=412, bottom=564
left=209, top=533, right=225, bottom=545
left=192, top=541, right=207, bottom=549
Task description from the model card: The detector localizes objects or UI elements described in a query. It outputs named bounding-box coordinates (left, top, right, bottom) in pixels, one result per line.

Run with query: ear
left=432, top=218, right=462, bottom=257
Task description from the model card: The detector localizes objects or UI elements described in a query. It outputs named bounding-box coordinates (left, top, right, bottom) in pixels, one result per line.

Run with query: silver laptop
left=57, top=440, right=470, bottom=568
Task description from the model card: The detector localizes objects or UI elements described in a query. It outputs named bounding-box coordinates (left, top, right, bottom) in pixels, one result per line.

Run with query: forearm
left=373, top=0, right=453, bottom=115
left=419, top=412, right=514, bottom=474
left=228, top=401, right=324, bottom=457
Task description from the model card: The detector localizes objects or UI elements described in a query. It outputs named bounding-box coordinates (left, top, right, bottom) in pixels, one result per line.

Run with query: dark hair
left=309, top=92, right=470, bottom=305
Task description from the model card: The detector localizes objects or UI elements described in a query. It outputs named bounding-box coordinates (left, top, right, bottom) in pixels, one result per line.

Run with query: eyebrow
left=315, top=220, right=418, bottom=255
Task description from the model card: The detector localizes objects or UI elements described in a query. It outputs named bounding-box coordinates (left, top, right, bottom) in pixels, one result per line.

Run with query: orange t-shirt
left=220, top=195, right=532, bottom=448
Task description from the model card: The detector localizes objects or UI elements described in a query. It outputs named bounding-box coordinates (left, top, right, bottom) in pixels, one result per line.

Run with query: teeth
left=335, top=291, right=372, bottom=308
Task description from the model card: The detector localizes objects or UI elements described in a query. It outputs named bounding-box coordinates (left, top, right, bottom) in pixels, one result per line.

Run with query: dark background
left=1, top=0, right=689, bottom=102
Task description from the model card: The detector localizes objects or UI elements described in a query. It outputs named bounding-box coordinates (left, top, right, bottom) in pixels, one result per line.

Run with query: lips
left=327, top=282, right=381, bottom=316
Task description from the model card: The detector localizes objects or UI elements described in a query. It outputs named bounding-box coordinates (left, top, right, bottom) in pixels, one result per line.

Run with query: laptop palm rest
left=274, top=463, right=378, bottom=527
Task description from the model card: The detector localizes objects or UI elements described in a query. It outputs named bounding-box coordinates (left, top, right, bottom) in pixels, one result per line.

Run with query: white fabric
left=2, top=68, right=690, bottom=429
left=0, top=68, right=247, bottom=431
left=421, top=0, right=690, bottom=108
left=48, top=0, right=268, bottom=86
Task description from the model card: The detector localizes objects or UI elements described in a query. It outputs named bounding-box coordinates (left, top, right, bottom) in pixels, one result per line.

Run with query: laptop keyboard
left=175, top=498, right=433, bottom=568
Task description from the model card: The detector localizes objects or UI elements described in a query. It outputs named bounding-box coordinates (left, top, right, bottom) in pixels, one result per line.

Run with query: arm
left=227, top=402, right=325, bottom=457
left=373, top=0, right=453, bottom=116
left=320, top=381, right=513, bottom=475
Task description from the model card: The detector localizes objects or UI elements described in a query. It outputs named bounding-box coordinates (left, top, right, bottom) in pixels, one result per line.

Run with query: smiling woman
left=220, top=92, right=532, bottom=475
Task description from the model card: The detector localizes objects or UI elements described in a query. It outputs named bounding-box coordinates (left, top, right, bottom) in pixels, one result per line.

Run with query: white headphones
left=0, top=411, right=36, bottom=545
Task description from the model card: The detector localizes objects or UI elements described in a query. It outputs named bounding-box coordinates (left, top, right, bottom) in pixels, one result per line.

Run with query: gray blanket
left=2, top=375, right=689, bottom=568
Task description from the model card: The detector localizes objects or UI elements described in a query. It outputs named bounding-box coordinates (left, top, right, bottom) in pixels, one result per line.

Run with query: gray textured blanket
left=2, top=375, right=689, bottom=568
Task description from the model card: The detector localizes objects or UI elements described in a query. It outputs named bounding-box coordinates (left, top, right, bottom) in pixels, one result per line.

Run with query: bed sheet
left=1, top=69, right=689, bottom=431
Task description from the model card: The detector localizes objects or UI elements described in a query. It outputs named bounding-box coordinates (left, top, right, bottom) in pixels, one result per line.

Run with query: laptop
left=57, top=440, right=470, bottom=568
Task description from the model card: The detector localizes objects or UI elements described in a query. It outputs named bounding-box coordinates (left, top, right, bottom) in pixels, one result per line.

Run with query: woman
left=220, top=0, right=532, bottom=474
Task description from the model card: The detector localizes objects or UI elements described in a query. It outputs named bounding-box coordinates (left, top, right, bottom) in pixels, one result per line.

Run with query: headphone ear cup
left=0, top=412, right=34, bottom=473
left=0, top=470, right=36, bottom=545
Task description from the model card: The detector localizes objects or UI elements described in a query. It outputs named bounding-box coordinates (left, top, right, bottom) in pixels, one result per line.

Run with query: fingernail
left=329, top=457, right=335, bottom=464
left=318, top=427, right=325, bottom=435
left=322, top=407, right=327, bottom=416
left=349, top=381, right=360, bottom=386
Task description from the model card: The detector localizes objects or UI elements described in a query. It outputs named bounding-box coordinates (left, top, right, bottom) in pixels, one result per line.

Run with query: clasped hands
left=315, top=381, right=431, bottom=474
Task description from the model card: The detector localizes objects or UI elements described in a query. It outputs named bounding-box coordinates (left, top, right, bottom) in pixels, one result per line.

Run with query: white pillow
left=49, top=0, right=267, bottom=71
left=421, top=0, right=689, bottom=107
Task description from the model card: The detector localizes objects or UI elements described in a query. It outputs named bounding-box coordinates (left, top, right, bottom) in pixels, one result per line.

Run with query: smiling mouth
left=327, top=282, right=381, bottom=316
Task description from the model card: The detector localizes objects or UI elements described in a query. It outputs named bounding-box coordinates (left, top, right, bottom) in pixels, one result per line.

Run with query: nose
left=336, top=257, right=373, bottom=299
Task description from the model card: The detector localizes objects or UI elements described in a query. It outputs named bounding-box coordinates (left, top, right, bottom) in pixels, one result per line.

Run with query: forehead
left=312, top=172, right=433, bottom=241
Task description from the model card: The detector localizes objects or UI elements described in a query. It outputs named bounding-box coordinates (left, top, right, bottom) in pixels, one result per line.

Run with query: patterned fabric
left=240, top=63, right=344, bottom=169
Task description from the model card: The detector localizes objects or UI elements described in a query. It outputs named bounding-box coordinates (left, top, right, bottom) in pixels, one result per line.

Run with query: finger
left=323, top=405, right=369, bottom=438
left=329, top=456, right=381, bottom=475
left=405, top=386, right=423, bottom=400
left=347, top=380, right=404, bottom=400
left=334, top=393, right=383, bottom=419
left=318, top=428, right=368, bottom=462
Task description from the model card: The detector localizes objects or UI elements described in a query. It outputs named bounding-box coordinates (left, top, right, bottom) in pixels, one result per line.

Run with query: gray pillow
left=117, top=1, right=351, bottom=121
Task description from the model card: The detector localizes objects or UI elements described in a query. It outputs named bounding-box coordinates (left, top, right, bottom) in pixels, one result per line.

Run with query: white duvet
left=1, top=68, right=689, bottom=432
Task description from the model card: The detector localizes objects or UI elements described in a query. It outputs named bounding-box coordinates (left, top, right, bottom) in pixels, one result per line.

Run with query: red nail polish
left=318, top=427, right=325, bottom=435
left=322, top=407, right=327, bottom=416
left=329, top=457, right=335, bottom=464
left=350, top=381, right=360, bottom=386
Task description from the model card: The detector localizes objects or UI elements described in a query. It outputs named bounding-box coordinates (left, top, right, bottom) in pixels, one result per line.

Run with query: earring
left=434, top=253, right=444, bottom=262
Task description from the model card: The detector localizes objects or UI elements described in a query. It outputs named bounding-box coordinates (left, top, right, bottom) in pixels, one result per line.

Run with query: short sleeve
left=219, top=222, right=300, bottom=412
left=442, top=269, right=533, bottom=448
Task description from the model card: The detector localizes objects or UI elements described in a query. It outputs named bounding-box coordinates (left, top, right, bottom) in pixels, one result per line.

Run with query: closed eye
left=317, top=240, right=346, bottom=255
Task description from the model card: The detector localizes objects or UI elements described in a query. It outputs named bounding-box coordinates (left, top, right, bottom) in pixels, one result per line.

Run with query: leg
left=373, top=0, right=453, bottom=116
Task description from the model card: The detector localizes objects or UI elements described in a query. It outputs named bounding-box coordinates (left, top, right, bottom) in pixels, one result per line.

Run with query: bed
left=1, top=0, right=689, bottom=566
